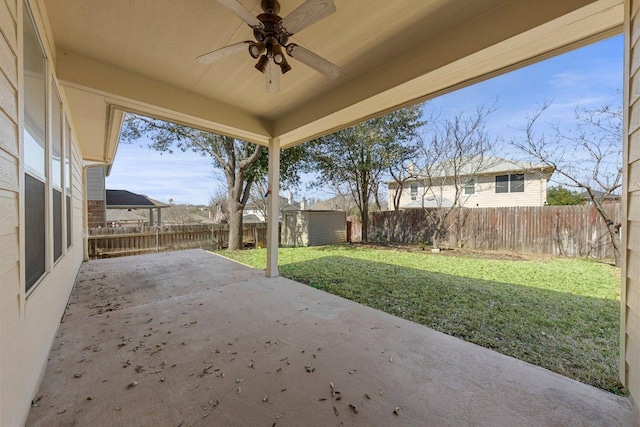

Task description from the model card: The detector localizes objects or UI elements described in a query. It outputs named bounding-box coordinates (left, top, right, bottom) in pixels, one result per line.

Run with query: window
left=410, top=182, right=418, bottom=201
left=52, top=84, right=63, bottom=261
left=495, top=174, right=525, bottom=194
left=464, top=178, right=476, bottom=195
left=511, top=174, right=524, bottom=192
left=65, top=118, right=72, bottom=248
left=23, top=4, right=47, bottom=292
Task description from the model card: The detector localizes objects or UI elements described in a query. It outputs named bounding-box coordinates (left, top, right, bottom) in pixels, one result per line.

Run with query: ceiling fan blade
left=265, top=60, right=280, bottom=93
left=197, top=41, right=250, bottom=64
left=281, top=0, right=335, bottom=35
left=216, top=0, right=263, bottom=28
left=287, top=44, right=340, bottom=78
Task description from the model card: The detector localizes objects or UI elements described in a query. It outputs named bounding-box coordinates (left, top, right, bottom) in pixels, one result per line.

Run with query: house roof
left=396, top=157, right=555, bottom=183
left=106, top=190, right=170, bottom=208
left=307, top=195, right=355, bottom=211
left=40, top=0, right=620, bottom=163
left=401, top=197, right=454, bottom=209
left=106, top=209, right=148, bottom=223
left=243, top=214, right=264, bottom=223
left=579, top=190, right=621, bottom=200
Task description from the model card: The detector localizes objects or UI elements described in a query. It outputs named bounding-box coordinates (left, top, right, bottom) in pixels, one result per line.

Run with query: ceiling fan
left=198, top=0, right=340, bottom=92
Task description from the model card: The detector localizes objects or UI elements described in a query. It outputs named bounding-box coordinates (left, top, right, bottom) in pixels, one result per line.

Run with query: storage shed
left=282, top=211, right=347, bottom=247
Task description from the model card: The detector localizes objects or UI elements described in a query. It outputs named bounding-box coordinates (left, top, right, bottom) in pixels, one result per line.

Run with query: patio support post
left=266, top=137, right=280, bottom=278
left=157, top=208, right=162, bottom=226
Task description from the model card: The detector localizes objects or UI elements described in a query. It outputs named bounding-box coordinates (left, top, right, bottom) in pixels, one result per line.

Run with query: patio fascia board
left=274, top=0, right=624, bottom=148
left=56, top=52, right=273, bottom=155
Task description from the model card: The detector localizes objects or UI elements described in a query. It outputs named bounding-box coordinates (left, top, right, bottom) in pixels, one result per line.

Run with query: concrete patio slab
left=26, top=250, right=637, bottom=426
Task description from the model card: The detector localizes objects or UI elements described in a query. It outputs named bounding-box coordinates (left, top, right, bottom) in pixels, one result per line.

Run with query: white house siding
left=0, top=2, right=85, bottom=425
left=307, top=211, right=347, bottom=246
left=624, top=0, right=640, bottom=416
left=390, top=172, right=548, bottom=210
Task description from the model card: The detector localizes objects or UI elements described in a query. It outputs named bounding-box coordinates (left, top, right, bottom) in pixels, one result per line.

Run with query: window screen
left=464, top=178, right=475, bottom=195
left=511, top=174, right=524, bottom=192
left=65, top=118, right=72, bottom=248
left=53, top=189, right=62, bottom=261
left=66, top=196, right=72, bottom=248
left=25, top=175, right=45, bottom=291
left=495, top=175, right=509, bottom=193
left=410, top=182, right=418, bottom=201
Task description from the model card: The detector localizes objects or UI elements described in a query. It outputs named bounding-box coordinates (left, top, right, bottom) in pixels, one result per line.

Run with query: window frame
left=464, top=177, right=477, bottom=196
left=23, top=1, right=49, bottom=295
left=410, top=182, right=419, bottom=201
left=495, top=174, right=526, bottom=194
left=51, top=81, right=63, bottom=262
left=64, top=116, right=72, bottom=249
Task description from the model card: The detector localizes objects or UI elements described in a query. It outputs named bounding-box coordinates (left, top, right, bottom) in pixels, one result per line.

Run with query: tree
left=388, top=145, right=421, bottom=211
left=306, top=105, right=424, bottom=242
left=546, top=186, right=583, bottom=206
left=511, top=101, right=623, bottom=265
left=121, top=114, right=307, bottom=250
left=246, top=178, right=293, bottom=221
left=417, top=105, right=498, bottom=250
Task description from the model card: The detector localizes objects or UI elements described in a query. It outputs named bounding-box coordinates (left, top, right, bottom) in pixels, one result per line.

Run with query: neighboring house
left=307, top=194, right=356, bottom=213
left=106, top=189, right=169, bottom=226
left=106, top=209, right=149, bottom=227
left=388, top=157, right=554, bottom=210
left=579, top=190, right=621, bottom=205
left=85, top=166, right=170, bottom=227
left=243, top=192, right=305, bottom=222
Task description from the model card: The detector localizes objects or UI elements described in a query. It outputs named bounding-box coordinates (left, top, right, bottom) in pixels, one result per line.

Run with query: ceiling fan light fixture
left=255, top=54, right=269, bottom=73
left=249, top=41, right=265, bottom=59
left=272, top=45, right=285, bottom=64
left=279, top=57, right=292, bottom=74
left=206, top=0, right=340, bottom=92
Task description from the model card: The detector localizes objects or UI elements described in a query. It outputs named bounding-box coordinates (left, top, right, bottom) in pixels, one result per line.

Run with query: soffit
left=42, top=0, right=623, bottom=153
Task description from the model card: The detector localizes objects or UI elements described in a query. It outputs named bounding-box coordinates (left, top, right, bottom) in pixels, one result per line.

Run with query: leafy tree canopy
left=546, top=186, right=583, bottom=206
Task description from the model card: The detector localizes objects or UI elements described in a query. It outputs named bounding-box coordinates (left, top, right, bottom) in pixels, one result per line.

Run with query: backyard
left=220, top=245, right=624, bottom=395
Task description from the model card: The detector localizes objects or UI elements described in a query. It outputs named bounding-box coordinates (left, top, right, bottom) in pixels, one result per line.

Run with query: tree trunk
left=431, top=229, right=439, bottom=250
left=360, top=174, right=370, bottom=243
left=227, top=201, right=244, bottom=250
left=590, top=197, right=622, bottom=266
left=361, top=200, right=369, bottom=243
left=607, top=222, right=622, bottom=267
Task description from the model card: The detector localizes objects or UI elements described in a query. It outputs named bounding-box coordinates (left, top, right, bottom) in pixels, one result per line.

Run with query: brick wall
left=87, top=200, right=105, bottom=228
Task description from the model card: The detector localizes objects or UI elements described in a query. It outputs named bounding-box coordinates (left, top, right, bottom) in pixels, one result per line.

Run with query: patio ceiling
left=43, top=0, right=623, bottom=162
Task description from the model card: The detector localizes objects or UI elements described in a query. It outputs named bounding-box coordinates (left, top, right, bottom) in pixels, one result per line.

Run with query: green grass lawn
left=219, top=244, right=624, bottom=394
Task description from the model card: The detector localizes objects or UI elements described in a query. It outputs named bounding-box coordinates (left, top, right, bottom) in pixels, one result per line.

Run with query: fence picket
left=87, top=224, right=268, bottom=259
left=355, top=204, right=621, bottom=259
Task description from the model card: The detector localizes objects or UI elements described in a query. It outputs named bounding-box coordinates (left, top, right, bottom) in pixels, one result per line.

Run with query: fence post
left=211, top=225, right=215, bottom=250
left=155, top=227, right=159, bottom=253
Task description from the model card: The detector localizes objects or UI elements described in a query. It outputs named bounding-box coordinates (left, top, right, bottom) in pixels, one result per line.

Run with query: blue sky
left=107, top=35, right=623, bottom=205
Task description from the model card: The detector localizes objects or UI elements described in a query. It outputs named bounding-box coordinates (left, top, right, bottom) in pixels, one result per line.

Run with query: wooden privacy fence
left=88, top=224, right=268, bottom=259
left=367, top=204, right=621, bottom=259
